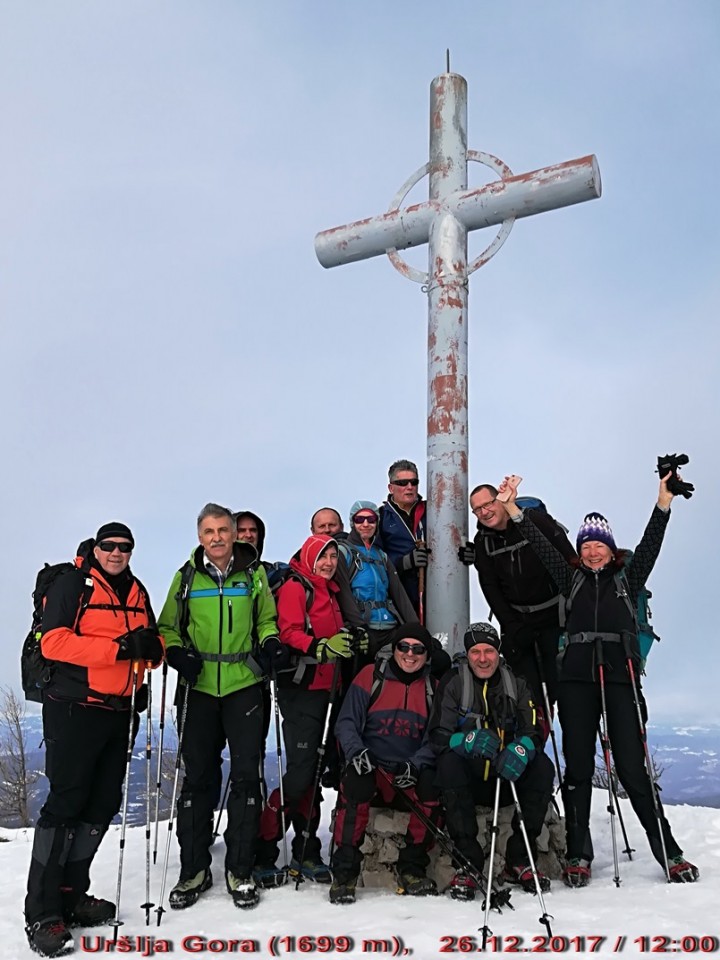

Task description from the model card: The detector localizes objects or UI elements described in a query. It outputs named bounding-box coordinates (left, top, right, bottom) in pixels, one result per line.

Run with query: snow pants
left=438, top=749, right=554, bottom=872
left=25, top=699, right=136, bottom=923
left=559, top=680, right=683, bottom=864
left=331, top=765, right=440, bottom=884
left=176, top=685, right=263, bottom=881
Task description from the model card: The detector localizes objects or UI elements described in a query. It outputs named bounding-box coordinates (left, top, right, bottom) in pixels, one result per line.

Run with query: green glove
left=313, top=629, right=354, bottom=662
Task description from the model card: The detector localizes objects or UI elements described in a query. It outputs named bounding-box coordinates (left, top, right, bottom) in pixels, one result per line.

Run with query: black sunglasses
left=392, top=478, right=420, bottom=487
left=396, top=640, right=427, bottom=655
left=97, top=540, right=133, bottom=554
left=353, top=515, right=378, bottom=524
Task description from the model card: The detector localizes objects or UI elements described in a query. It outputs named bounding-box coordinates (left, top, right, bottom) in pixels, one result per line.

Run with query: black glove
left=115, top=627, right=164, bottom=664
left=349, top=748, right=374, bottom=776
left=400, top=546, right=430, bottom=572
left=165, top=644, right=204, bottom=685
left=257, top=636, right=291, bottom=675
left=457, top=541, right=476, bottom=565
left=392, top=761, right=418, bottom=790
left=657, top=453, right=694, bottom=499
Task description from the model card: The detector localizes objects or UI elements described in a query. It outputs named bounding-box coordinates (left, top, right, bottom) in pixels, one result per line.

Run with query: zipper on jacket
left=228, top=599, right=233, bottom=633
left=217, top=582, right=224, bottom=696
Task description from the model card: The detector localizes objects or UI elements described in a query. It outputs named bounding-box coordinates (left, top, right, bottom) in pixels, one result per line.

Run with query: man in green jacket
left=158, top=502, right=281, bottom=911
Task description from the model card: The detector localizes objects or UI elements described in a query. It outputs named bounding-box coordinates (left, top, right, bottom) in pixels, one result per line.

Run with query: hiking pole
left=141, top=667, right=155, bottom=925
left=294, top=660, right=341, bottom=890
left=376, top=768, right=513, bottom=915
left=416, top=539, right=426, bottom=626
left=533, top=642, right=562, bottom=792
left=508, top=781, right=554, bottom=938
left=597, top=724, right=635, bottom=860
left=156, top=682, right=190, bottom=926
left=152, top=661, right=168, bottom=865
left=596, top=639, right=621, bottom=887
left=481, top=778, right=503, bottom=950
left=623, top=641, right=671, bottom=882
left=110, top=661, right=139, bottom=943
left=271, top=669, right=290, bottom=871
left=212, top=769, right=231, bottom=843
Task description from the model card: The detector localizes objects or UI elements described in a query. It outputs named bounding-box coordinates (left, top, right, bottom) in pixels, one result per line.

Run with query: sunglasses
left=392, top=478, right=420, bottom=487
left=97, top=540, right=133, bottom=554
left=396, top=641, right=427, bottom=655
left=353, top=515, right=378, bottom=525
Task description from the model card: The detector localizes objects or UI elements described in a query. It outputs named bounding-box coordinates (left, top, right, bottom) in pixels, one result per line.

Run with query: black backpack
left=21, top=562, right=94, bottom=702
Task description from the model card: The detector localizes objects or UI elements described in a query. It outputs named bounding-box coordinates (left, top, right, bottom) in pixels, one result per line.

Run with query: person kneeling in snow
left=428, top=622, right=554, bottom=900
left=329, top=624, right=441, bottom=904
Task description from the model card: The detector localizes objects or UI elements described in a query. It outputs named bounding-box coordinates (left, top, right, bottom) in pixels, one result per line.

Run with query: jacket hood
left=234, top=509, right=266, bottom=558
left=299, top=534, right=337, bottom=575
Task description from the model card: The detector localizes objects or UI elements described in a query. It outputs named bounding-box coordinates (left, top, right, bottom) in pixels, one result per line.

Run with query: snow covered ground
left=3, top=792, right=719, bottom=959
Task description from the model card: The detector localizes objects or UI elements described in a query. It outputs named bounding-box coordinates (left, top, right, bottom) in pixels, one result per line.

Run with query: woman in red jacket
left=254, top=535, right=355, bottom=887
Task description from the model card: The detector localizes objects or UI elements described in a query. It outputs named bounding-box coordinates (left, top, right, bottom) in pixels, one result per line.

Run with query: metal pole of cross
left=314, top=67, right=601, bottom=656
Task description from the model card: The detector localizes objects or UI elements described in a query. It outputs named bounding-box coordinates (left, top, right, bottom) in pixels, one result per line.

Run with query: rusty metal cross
left=315, top=71, right=601, bottom=655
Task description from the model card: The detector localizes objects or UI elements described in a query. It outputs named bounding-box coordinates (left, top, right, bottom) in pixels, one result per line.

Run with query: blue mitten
left=494, top=736, right=535, bottom=781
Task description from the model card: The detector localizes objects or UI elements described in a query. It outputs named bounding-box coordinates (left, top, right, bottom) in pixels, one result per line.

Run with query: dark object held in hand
left=165, top=644, right=204, bottom=684
left=657, top=453, right=694, bottom=499
left=115, top=626, right=164, bottom=664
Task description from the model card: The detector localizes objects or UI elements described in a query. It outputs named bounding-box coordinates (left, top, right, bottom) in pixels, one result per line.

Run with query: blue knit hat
left=350, top=500, right=379, bottom=522
left=576, top=513, right=617, bottom=553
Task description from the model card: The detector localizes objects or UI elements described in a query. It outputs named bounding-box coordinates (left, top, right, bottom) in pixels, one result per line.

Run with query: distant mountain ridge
left=5, top=714, right=719, bottom=828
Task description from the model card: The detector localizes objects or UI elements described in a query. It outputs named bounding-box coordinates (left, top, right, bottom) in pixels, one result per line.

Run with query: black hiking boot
left=26, top=918, right=74, bottom=957
left=168, top=868, right=212, bottom=909
left=288, top=857, right=332, bottom=884
left=226, top=872, right=260, bottom=909
left=64, top=894, right=115, bottom=927
left=501, top=863, right=551, bottom=894
left=396, top=871, right=437, bottom=896
left=329, top=878, right=357, bottom=904
left=448, top=869, right=479, bottom=902
left=252, top=863, right=287, bottom=889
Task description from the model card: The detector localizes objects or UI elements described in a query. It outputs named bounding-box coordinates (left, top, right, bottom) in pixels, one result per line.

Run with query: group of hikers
left=23, top=456, right=699, bottom=958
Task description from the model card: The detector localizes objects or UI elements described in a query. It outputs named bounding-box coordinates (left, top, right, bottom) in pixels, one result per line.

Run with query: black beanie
left=392, top=623, right=434, bottom=655
left=463, top=622, right=501, bottom=653
left=95, top=521, right=135, bottom=548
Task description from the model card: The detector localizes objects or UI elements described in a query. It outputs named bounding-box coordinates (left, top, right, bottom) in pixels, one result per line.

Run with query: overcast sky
left=0, top=1, right=717, bottom=720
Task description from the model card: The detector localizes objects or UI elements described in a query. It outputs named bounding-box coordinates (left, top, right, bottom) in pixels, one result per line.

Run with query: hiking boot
left=329, top=878, right=357, bottom=905
left=501, top=863, right=551, bottom=894
left=64, top=894, right=115, bottom=927
left=562, top=858, right=591, bottom=888
left=396, top=871, right=437, bottom=896
left=226, top=872, right=260, bottom=909
left=668, top=856, right=699, bottom=883
left=26, top=918, right=74, bottom=957
left=448, top=870, right=479, bottom=902
left=288, top=857, right=332, bottom=884
left=252, top=862, right=287, bottom=889
left=168, top=868, right=212, bottom=909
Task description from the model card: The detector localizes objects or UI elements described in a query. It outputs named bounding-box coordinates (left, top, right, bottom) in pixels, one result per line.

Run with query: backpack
left=21, top=562, right=94, bottom=703
left=268, top=566, right=314, bottom=634
left=452, top=657, right=519, bottom=730
left=561, top=553, right=660, bottom=671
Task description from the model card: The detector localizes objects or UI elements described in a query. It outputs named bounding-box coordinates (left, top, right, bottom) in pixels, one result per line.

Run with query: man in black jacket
left=428, top=623, right=553, bottom=899
left=461, top=484, right=575, bottom=713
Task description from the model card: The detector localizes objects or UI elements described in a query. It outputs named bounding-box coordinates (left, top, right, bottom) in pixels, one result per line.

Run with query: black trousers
left=504, top=626, right=561, bottom=714
left=176, top=685, right=263, bottom=880
left=558, top=680, right=683, bottom=864
left=438, top=750, right=554, bottom=872
left=256, top=686, right=330, bottom=864
left=25, top=699, right=137, bottom=923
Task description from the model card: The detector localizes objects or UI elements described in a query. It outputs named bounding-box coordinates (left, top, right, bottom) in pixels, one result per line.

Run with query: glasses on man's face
left=97, top=540, right=133, bottom=554
left=392, top=478, right=419, bottom=487
left=353, top=515, right=378, bottom=525
left=396, top=641, right=427, bottom=656
left=472, top=498, right=497, bottom=516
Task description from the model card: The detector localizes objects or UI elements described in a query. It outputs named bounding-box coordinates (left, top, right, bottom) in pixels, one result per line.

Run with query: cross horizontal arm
left=315, top=154, right=601, bottom=269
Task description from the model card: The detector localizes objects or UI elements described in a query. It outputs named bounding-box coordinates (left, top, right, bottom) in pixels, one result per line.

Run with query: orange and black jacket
left=40, top=555, right=160, bottom=706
